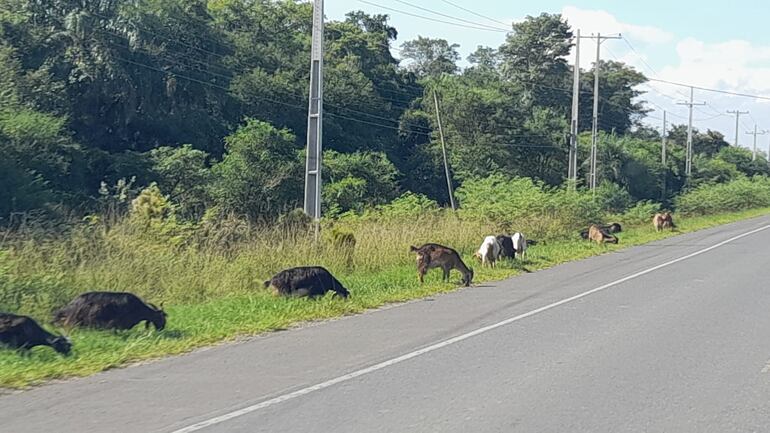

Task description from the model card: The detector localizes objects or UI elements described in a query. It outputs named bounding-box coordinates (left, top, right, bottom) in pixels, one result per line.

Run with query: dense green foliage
left=4, top=0, right=767, bottom=223
left=676, top=177, right=770, bottom=216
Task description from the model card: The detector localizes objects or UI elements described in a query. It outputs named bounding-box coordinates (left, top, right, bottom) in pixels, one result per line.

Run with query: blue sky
left=325, top=1, right=770, bottom=151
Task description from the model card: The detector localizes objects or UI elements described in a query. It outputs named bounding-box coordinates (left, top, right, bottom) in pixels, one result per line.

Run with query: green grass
left=1, top=207, right=769, bottom=389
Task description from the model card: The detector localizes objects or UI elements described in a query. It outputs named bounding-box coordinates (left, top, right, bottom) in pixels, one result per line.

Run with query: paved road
left=3, top=215, right=770, bottom=433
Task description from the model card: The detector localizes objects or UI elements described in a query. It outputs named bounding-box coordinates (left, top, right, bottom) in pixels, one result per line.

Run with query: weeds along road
left=4, top=215, right=770, bottom=433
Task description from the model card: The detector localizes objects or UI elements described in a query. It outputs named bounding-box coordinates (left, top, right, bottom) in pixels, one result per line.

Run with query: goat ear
left=160, top=302, right=165, bottom=310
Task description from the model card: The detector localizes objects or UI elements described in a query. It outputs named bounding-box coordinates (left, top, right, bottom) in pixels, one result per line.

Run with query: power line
left=437, top=0, right=511, bottom=27
left=389, top=0, right=510, bottom=32
left=104, top=34, right=580, bottom=140
left=356, top=0, right=508, bottom=32
left=648, top=77, right=770, bottom=102
left=101, top=30, right=440, bottom=134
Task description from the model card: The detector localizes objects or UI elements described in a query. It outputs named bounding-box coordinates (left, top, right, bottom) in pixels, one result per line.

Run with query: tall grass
left=0, top=212, right=496, bottom=319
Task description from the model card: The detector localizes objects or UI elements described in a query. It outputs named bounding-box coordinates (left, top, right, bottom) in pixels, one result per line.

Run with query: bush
left=594, top=181, right=633, bottom=213
left=323, top=176, right=368, bottom=217
left=210, top=119, right=302, bottom=220
left=676, top=177, right=770, bottom=216
left=374, top=192, right=440, bottom=219
left=323, top=150, right=401, bottom=209
left=455, top=175, right=603, bottom=239
left=617, top=201, right=661, bottom=225
left=149, top=145, right=211, bottom=218
left=455, top=175, right=547, bottom=226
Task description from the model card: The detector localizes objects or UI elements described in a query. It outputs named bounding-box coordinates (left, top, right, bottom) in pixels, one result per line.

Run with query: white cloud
left=561, top=6, right=674, bottom=45
left=559, top=6, right=673, bottom=71
left=660, top=37, right=770, bottom=95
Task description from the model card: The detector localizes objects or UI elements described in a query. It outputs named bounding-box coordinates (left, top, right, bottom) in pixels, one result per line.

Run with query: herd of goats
left=0, top=212, right=675, bottom=357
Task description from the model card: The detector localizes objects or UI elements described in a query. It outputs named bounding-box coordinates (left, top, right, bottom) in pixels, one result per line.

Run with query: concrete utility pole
left=304, top=0, right=324, bottom=230
left=661, top=110, right=667, bottom=200
left=767, top=136, right=770, bottom=167
left=582, top=32, right=621, bottom=191
left=568, top=29, right=580, bottom=187
left=727, top=110, right=749, bottom=146
left=432, top=90, right=457, bottom=211
left=662, top=110, right=667, bottom=165
left=677, top=87, right=705, bottom=177
left=746, top=125, right=766, bottom=161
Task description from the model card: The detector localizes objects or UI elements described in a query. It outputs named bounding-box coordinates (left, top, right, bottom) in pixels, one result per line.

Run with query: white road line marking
left=170, top=223, right=770, bottom=433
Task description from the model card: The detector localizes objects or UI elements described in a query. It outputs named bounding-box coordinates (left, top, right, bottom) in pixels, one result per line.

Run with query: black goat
left=0, top=313, right=71, bottom=355
left=53, top=292, right=167, bottom=331
left=265, top=266, right=350, bottom=299
left=496, top=235, right=515, bottom=259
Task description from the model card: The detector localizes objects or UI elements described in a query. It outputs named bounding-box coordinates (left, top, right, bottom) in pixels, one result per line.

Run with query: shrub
left=323, top=176, right=368, bottom=217
left=131, top=184, right=172, bottom=221
left=149, top=145, right=211, bottom=218
left=594, top=181, right=633, bottom=213
left=455, top=175, right=602, bottom=239
left=455, top=175, right=547, bottom=226
left=617, top=201, right=661, bottom=225
left=676, top=177, right=770, bottom=216
left=374, top=192, right=440, bottom=219
left=210, top=119, right=302, bottom=220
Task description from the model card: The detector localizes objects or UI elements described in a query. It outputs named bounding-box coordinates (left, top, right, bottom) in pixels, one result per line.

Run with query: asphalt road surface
left=3, top=215, right=770, bottom=433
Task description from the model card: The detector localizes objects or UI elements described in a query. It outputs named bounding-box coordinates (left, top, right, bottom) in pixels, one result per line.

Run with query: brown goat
left=588, top=224, right=619, bottom=245
left=653, top=212, right=674, bottom=232
left=410, top=243, right=473, bottom=286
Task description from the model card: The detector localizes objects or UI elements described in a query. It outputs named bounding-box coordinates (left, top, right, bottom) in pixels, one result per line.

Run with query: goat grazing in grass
left=587, top=224, right=619, bottom=245
left=580, top=223, right=622, bottom=240
left=474, top=236, right=502, bottom=267
left=496, top=235, right=515, bottom=259
left=0, top=313, right=71, bottom=355
left=53, top=292, right=167, bottom=331
left=410, top=244, right=473, bottom=286
left=265, top=266, right=350, bottom=299
left=653, top=212, right=675, bottom=232
left=511, top=232, right=528, bottom=260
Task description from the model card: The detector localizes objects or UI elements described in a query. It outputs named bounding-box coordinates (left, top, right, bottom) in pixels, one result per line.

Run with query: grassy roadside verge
left=2, top=207, right=770, bottom=389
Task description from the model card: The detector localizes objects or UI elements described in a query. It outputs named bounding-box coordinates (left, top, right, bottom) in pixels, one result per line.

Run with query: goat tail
left=263, top=280, right=271, bottom=289
left=409, top=245, right=419, bottom=253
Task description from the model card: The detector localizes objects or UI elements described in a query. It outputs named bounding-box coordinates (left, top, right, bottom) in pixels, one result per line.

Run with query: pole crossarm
left=746, top=125, right=767, bottom=161
left=677, top=88, right=706, bottom=177
left=727, top=110, right=749, bottom=146
left=585, top=33, right=621, bottom=191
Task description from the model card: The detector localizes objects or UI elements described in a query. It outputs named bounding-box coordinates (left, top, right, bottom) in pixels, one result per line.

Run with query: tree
left=0, top=44, right=86, bottom=216
left=498, top=13, right=573, bottom=110
left=579, top=61, right=648, bottom=135
left=667, top=125, right=731, bottom=159
left=467, top=46, right=499, bottom=70
left=400, top=36, right=460, bottom=78
left=323, top=150, right=401, bottom=203
left=714, top=146, right=770, bottom=177
left=210, top=119, right=302, bottom=220
left=150, top=145, right=212, bottom=218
